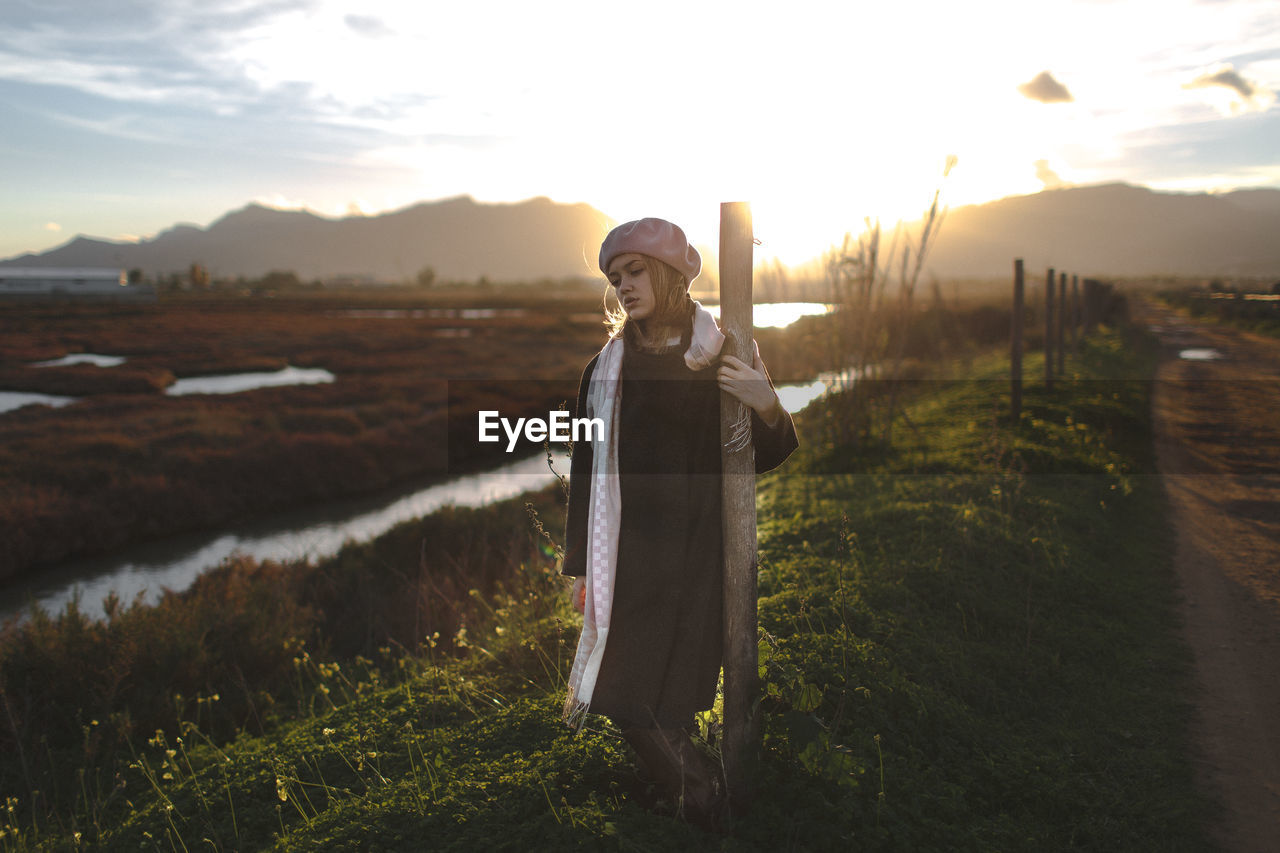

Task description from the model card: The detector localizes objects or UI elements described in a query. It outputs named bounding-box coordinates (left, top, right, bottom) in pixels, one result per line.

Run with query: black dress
left=562, top=326, right=798, bottom=729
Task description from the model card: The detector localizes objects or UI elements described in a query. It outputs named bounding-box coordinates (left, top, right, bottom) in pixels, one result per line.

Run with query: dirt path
left=1132, top=297, right=1280, bottom=852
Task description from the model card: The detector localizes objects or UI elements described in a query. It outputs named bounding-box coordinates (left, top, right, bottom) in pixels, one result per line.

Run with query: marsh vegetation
left=0, top=278, right=1212, bottom=848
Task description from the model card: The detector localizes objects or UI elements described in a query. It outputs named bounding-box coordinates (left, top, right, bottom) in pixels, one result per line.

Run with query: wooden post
left=1056, top=271, right=1067, bottom=375
left=1044, top=267, right=1055, bottom=390
left=1070, top=274, right=1080, bottom=353
left=1082, top=279, right=1095, bottom=334
left=1011, top=258, right=1024, bottom=422
left=719, top=201, right=757, bottom=809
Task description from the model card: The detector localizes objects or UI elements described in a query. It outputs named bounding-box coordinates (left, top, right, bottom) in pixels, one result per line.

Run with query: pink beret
left=598, top=218, right=701, bottom=287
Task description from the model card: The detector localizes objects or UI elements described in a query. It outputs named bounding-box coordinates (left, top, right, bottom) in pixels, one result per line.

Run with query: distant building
left=0, top=268, right=155, bottom=300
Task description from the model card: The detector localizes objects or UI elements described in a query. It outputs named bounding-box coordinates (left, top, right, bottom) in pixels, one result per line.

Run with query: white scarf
left=563, top=302, right=724, bottom=729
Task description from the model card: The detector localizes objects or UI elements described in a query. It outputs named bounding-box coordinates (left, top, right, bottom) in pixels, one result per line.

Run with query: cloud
left=1184, top=63, right=1276, bottom=114
left=0, top=1, right=312, bottom=110
left=343, top=14, right=392, bottom=38
left=1017, top=71, right=1074, bottom=104
left=44, top=222, right=62, bottom=233
left=1034, top=159, right=1067, bottom=189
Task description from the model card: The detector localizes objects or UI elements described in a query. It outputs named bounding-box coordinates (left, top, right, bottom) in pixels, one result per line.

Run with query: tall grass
left=817, top=159, right=953, bottom=451
left=0, top=485, right=568, bottom=843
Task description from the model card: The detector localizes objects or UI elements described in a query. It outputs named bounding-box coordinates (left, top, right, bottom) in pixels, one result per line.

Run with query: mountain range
left=0, top=196, right=616, bottom=284
left=924, top=183, right=1280, bottom=279
left=4, top=184, right=1279, bottom=283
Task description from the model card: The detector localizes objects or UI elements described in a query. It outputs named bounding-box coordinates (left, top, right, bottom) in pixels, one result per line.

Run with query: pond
left=1179, top=348, right=1224, bottom=361
left=166, top=365, right=336, bottom=395
left=33, top=353, right=127, bottom=367
left=705, top=302, right=831, bottom=328
left=0, top=391, right=77, bottom=415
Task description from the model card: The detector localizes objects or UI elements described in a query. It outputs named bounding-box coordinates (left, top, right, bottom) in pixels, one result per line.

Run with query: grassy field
left=0, top=320, right=1213, bottom=850
left=1158, top=285, right=1280, bottom=337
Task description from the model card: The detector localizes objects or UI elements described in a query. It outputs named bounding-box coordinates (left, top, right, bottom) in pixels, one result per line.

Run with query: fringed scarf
left=562, top=302, right=724, bottom=730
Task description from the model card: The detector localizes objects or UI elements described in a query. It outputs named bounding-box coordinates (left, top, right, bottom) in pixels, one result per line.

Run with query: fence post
left=1011, top=258, right=1024, bottom=422
left=1083, top=279, right=1096, bottom=334
left=1044, top=267, right=1055, bottom=390
left=1057, top=270, right=1067, bottom=376
left=719, top=201, right=758, bottom=811
left=1070, top=274, right=1079, bottom=353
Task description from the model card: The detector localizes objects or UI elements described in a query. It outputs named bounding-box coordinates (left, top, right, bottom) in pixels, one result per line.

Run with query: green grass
left=1, top=327, right=1213, bottom=851
left=1158, top=287, right=1280, bottom=338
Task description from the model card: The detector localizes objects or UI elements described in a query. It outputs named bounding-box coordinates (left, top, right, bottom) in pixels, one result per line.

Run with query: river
left=0, top=452, right=571, bottom=623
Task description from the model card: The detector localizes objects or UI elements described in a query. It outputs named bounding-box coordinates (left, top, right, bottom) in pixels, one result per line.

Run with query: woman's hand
left=718, top=341, right=785, bottom=428
left=571, top=575, right=586, bottom=614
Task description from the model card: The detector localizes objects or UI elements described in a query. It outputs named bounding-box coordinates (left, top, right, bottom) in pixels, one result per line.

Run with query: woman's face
left=607, top=253, right=655, bottom=325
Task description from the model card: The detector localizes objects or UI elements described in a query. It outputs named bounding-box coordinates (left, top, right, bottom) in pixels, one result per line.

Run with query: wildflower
left=322, top=728, right=336, bottom=737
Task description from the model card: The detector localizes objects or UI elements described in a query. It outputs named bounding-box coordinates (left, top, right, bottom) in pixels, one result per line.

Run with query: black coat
left=562, top=332, right=798, bottom=729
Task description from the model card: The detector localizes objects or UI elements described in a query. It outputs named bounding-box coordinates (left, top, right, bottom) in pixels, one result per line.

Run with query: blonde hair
left=603, top=255, right=691, bottom=343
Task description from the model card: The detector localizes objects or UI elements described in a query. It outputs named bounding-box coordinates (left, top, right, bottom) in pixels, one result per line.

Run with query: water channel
left=0, top=302, right=835, bottom=623
left=0, top=379, right=831, bottom=624
left=0, top=452, right=572, bottom=622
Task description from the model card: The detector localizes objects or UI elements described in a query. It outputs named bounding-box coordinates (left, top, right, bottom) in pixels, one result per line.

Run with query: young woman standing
left=560, top=218, right=797, bottom=824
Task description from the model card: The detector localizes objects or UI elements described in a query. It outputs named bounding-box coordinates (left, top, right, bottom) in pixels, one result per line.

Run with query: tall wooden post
left=719, top=201, right=757, bottom=809
left=1044, top=267, right=1055, bottom=390
left=1011, top=258, right=1024, bottom=422
left=1083, top=279, right=1097, bottom=334
left=1070, top=274, right=1080, bottom=353
left=1056, top=271, right=1067, bottom=375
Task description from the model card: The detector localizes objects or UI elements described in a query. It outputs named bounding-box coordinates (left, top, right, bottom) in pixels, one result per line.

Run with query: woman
left=561, top=217, right=797, bottom=823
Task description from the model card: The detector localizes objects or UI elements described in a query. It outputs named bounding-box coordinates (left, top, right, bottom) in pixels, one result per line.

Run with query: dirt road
left=1133, top=297, right=1280, bottom=852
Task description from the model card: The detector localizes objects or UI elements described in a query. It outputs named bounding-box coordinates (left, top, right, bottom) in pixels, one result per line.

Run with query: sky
left=1, top=0, right=1278, bottom=268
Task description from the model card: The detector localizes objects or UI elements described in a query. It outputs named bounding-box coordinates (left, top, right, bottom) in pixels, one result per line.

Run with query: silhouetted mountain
left=925, top=183, right=1280, bottom=278
left=1, top=196, right=616, bottom=283
left=9, top=184, right=1279, bottom=283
